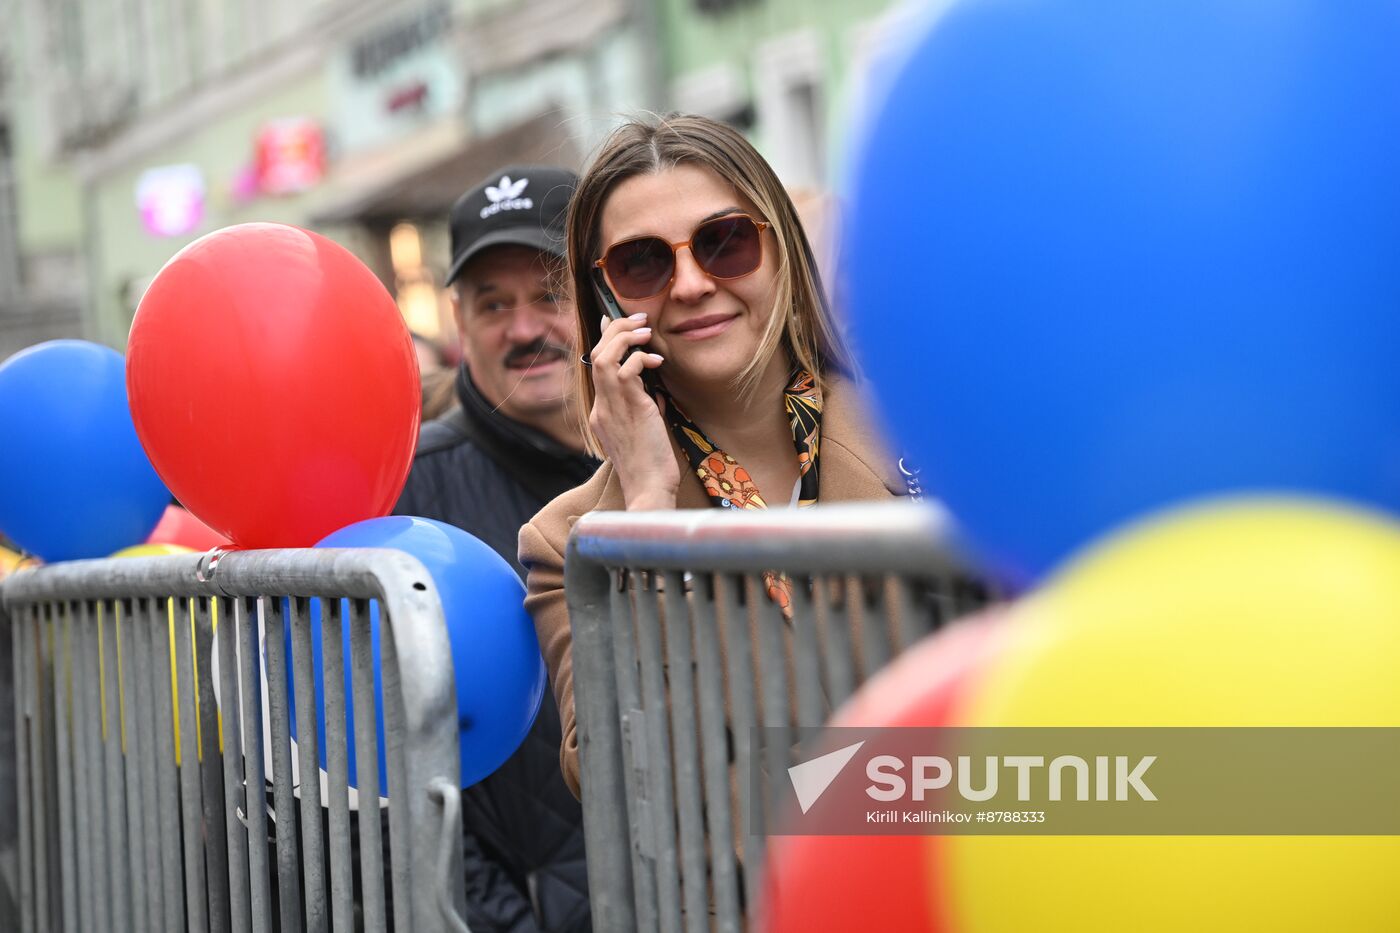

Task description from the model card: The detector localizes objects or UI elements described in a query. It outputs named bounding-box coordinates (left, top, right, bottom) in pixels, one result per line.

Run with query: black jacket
left=394, top=367, right=598, bottom=933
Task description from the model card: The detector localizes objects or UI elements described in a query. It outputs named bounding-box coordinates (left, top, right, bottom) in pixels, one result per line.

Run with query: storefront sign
left=255, top=118, right=326, bottom=195
left=330, top=3, right=461, bottom=153
left=352, top=3, right=450, bottom=79
left=136, top=164, right=205, bottom=237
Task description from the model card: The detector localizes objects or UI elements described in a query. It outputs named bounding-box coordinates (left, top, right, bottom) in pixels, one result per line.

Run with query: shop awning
left=311, top=109, right=578, bottom=225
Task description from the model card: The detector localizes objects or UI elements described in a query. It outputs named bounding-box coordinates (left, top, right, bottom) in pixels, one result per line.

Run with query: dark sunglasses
left=595, top=213, right=770, bottom=300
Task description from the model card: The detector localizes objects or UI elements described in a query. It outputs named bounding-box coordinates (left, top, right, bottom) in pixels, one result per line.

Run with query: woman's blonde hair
left=566, top=113, right=852, bottom=455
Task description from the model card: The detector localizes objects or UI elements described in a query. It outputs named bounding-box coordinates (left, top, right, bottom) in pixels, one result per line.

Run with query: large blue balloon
left=0, top=340, right=169, bottom=561
left=846, top=0, right=1400, bottom=582
left=284, top=516, right=546, bottom=789
left=281, top=596, right=388, bottom=791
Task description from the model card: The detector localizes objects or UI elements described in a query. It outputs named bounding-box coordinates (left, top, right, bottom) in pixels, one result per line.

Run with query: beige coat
left=518, top=374, right=907, bottom=797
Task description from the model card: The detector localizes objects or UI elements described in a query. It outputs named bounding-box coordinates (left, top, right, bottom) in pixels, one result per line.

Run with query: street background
left=0, top=0, right=913, bottom=361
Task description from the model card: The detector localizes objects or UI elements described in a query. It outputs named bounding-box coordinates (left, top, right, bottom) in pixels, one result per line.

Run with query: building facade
left=661, top=0, right=912, bottom=189
left=656, top=0, right=915, bottom=277
left=3, top=0, right=911, bottom=358
left=6, top=0, right=658, bottom=354
left=0, top=0, right=87, bottom=359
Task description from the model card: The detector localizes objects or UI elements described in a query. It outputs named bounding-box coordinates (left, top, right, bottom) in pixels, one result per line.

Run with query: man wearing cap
left=395, top=165, right=596, bottom=932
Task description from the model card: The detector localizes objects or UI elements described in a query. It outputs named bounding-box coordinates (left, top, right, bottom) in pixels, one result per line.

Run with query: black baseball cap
left=445, top=165, right=577, bottom=286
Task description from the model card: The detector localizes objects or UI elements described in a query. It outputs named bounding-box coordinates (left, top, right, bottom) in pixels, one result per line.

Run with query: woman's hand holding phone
left=587, top=307, right=679, bottom=510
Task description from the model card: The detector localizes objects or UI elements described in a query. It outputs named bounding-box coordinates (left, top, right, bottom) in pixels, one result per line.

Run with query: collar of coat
left=454, top=365, right=600, bottom=497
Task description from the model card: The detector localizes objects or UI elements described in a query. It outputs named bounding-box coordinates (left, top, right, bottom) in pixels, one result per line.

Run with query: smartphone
left=593, top=271, right=663, bottom=389
left=593, top=270, right=627, bottom=323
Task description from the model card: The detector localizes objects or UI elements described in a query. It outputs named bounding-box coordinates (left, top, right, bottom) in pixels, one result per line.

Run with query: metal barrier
left=0, top=548, right=466, bottom=933
left=565, top=502, right=990, bottom=932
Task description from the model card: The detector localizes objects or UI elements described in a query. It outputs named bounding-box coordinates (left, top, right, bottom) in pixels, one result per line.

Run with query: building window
left=755, top=31, right=827, bottom=190
left=781, top=78, right=823, bottom=186
left=692, top=0, right=753, bottom=13
left=672, top=63, right=755, bottom=132
left=0, top=124, right=20, bottom=305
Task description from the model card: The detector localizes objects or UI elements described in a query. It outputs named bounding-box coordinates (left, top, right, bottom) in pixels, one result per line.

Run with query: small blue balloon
left=280, top=596, right=389, bottom=791
left=0, top=340, right=170, bottom=561
left=283, top=516, right=546, bottom=789
left=846, top=0, right=1400, bottom=582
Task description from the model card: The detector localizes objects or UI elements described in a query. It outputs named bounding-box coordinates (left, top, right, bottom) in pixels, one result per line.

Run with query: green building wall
left=85, top=71, right=335, bottom=348
left=657, top=0, right=906, bottom=186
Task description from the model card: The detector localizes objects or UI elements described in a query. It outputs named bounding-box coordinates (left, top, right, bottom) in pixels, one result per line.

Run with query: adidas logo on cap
left=480, top=175, right=534, bottom=219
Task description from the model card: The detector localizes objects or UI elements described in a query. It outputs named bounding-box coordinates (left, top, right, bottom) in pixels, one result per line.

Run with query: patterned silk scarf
left=661, top=368, right=823, bottom=615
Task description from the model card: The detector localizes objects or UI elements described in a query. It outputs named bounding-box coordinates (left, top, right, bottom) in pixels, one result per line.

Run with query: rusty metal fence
left=0, top=548, right=466, bottom=933
left=564, top=502, right=989, bottom=932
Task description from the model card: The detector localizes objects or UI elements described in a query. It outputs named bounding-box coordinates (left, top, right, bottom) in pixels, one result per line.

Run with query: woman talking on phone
left=519, top=113, right=909, bottom=796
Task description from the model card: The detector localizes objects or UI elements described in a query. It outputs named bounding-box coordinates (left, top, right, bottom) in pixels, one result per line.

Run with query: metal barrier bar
left=565, top=502, right=983, bottom=931
left=380, top=610, right=412, bottom=933
left=127, top=599, right=163, bottom=933
left=100, top=601, right=130, bottom=932
left=28, top=604, right=42, bottom=933
left=789, top=581, right=825, bottom=731
left=632, top=572, right=682, bottom=933
left=3, top=547, right=463, bottom=933
left=150, top=598, right=184, bottom=933
left=754, top=573, right=790, bottom=898
left=891, top=577, right=923, bottom=652
left=216, top=595, right=251, bottom=933
left=812, top=577, right=855, bottom=711
left=174, top=596, right=209, bottom=933
left=118, top=600, right=147, bottom=933
left=849, top=575, right=884, bottom=680
left=237, top=597, right=272, bottom=933
left=53, top=604, right=77, bottom=933
left=611, top=576, right=655, bottom=930
left=37, top=606, right=56, bottom=933
left=43, top=608, right=63, bottom=933
left=78, top=602, right=104, bottom=933
left=688, top=574, right=741, bottom=933
left=288, top=596, right=328, bottom=933
left=659, top=570, right=707, bottom=933
left=321, top=598, right=353, bottom=933
left=716, top=572, right=761, bottom=915
left=348, top=598, right=386, bottom=932
left=14, top=605, right=32, bottom=933
left=195, top=596, right=231, bottom=933
left=571, top=502, right=958, bottom=572
left=565, top=561, right=634, bottom=932
left=384, top=556, right=468, bottom=933
left=262, top=596, right=302, bottom=932
left=0, top=604, right=18, bottom=933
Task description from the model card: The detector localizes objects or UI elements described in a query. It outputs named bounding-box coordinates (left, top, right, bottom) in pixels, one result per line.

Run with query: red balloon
left=145, top=504, right=232, bottom=551
left=127, top=224, right=420, bottom=548
left=760, top=613, right=1007, bottom=933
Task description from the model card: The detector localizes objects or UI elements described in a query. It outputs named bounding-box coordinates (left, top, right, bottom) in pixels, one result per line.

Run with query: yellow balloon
left=111, top=543, right=195, bottom=558
left=943, top=499, right=1400, bottom=933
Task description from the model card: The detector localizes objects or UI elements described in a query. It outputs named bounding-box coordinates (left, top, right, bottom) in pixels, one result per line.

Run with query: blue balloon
left=0, top=340, right=170, bottom=561
left=279, top=596, right=388, bottom=791
left=846, top=0, right=1400, bottom=582
left=282, top=516, right=546, bottom=789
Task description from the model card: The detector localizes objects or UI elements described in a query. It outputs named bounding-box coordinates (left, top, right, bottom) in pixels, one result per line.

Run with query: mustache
left=504, top=340, right=572, bottom=369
